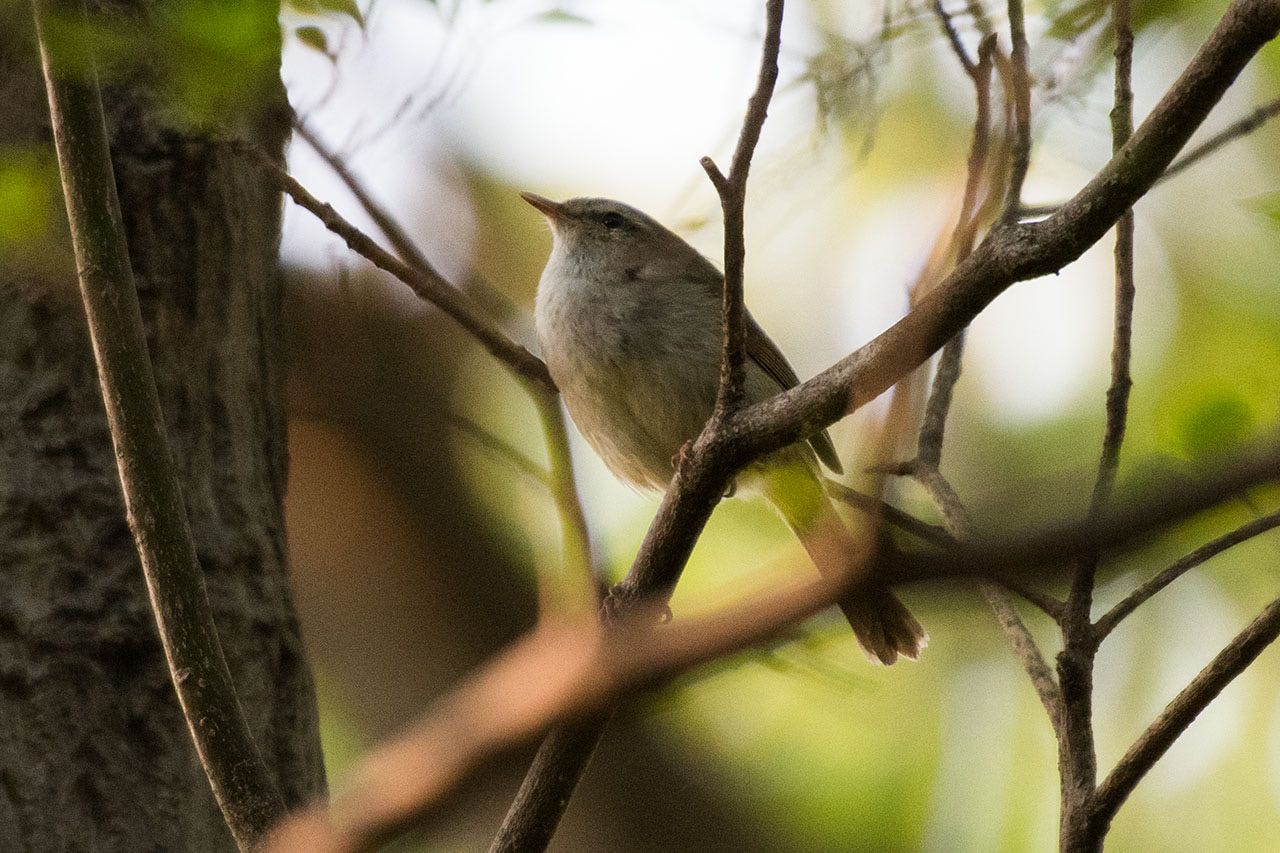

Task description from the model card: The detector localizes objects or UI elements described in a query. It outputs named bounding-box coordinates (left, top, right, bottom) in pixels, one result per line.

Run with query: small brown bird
left=524, top=193, right=926, bottom=664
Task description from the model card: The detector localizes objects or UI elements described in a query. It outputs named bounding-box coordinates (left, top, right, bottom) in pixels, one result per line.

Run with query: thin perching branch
left=239, top=143, right=555, bottom=394
left=31, top=0, right=285, bottom=847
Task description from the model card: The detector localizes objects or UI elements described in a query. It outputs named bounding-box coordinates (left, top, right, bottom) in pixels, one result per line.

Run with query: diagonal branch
left=262, top=444, right=1280, bottom=852
left=1092, top=594, right=1280, bottom=830
left=32, top=0, right=285, bottom=846
left=288, top=121, right=595, bottom=614
left=1094, top=509, right=1280, bottom=640
left=239, top=144, right=555, bottom=394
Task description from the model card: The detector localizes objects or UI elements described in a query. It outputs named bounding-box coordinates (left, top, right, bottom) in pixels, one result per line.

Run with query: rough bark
left=0, top=7, right=325, bottom=850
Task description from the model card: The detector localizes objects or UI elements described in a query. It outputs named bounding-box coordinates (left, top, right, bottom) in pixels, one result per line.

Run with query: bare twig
left=931, top=0, right=978, bottom=77
left=981, top=582, right=1064, bottom=726
left=824, top=480, right=954, bottom=547
left=1001, top=0, right=1032, bottom=219
left=239, top=144, right=556, bottom=394
left=1094, top=509, right=1280, bottom=640
left=1091, top=594, right=1280, bottom=836
left=292, top=118, right=520, bottom=321
left=32, top=0, right=285, bottom=846
left=1019, top=95, right=1280, bottom=219
left=1056, top=3, right=1136, bottom=840
left=701, top=0, right=784, bottom=415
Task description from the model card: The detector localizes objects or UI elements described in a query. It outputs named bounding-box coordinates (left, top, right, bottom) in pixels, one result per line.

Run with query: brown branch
left=32, top=0, right=285, bottom=846
left=981, top=582, right=1064, bottom=728
left=701, top=0, right=784, bottom=415
left=238, top=144, right=555, bottom=394
left=263, top=445, right=1280, bottom=852
left=1057, top=5, right=1136, bottom=840
left=931, top=0, right=978, bottom=77
left=1091, top=594, right=1280, bottom=835
left=1094, top=509, right=1280, bottom=640
left=1001, top=0, right=1032, bottom=219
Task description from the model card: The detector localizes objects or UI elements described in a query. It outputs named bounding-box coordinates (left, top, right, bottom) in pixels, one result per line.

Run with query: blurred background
left=270, top=0, right=1280, bottom=849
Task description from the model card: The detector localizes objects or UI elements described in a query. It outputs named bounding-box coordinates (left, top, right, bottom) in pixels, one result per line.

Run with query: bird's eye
left=601, top=212, right=625, bottom=230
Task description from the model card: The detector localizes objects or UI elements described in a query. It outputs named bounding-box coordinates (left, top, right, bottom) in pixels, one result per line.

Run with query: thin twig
left=931, top=0, right=978, bottom=77
left=533, top=394, right=599, bottom=615
left=32, top=1, right=285, bottom=846
left=701, top=0, right=784, bottom=416
left=292, top=118, right=520, bottom=321
left=1091, top=594, right=1280, bottom=832
left=1057, top=4, right=1134, bottom=838
left=824, top=479, right=955, bottom=547
left=1001, top=0, right=1032, bottom=220
left=1019, top=95, right=1280, bottom=219
left=1094, top=509, right=1280, bottom=640
left=981, top=582, right=1064, bottom=727
left=238, top=144, right=555, bottom=394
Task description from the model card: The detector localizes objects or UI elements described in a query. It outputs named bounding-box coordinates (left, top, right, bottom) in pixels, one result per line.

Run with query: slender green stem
left=31, top=0, right=284, bottom=847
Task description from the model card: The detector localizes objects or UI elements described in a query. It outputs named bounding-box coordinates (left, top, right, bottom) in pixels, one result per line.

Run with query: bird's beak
left=520, top=192, right=567, bottom=222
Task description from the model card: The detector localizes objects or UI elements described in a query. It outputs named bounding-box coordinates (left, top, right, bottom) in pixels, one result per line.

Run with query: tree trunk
left=0, top=8, right=325, bottom=850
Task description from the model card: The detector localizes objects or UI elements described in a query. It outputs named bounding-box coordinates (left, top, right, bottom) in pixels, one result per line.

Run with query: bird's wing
left=683, top=252, right=844, bottom=474
left=744, top=316, right=844, bottom=474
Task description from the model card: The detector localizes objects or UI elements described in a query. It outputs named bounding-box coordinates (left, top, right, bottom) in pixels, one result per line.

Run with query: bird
left=522, top=192, right=926, bottom=664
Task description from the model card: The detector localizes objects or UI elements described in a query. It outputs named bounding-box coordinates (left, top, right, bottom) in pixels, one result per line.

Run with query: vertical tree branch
left=1058, top=3, right=1135, bottom=849
left=701, top=0, right=784, bottom=416
left=1001, top=0, right=1032, bottom=219
left=31, top=0, right=285, bottom=847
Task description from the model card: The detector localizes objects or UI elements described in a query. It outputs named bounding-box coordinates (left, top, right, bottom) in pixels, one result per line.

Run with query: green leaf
left=1242, top=192, right=1280, bottom=227
left=1177, top=391, right=1254, bottom=458
left=0, top=148, right=57, bottom=246
left=294, top=25, right=330, bottom=55
left=534, top=9, right=591, bottom=26
left=286, top=0, right=365, bottom=28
